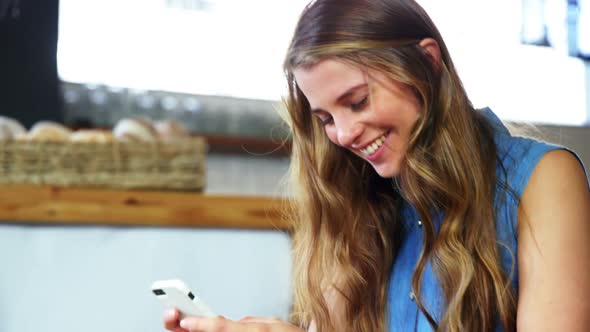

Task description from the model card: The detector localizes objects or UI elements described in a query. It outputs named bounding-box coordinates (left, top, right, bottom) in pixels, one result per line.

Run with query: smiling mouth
left=360, top=131, right=389, bottom=156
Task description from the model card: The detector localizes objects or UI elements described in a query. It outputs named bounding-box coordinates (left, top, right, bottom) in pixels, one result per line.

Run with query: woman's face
left=294, top=59, right=421, bottom=178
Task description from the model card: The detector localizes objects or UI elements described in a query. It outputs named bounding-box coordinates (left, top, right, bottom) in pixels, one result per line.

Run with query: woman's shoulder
left=496, top=134, right=567, bottom=200
left=479, top=108, right=588, bottom=201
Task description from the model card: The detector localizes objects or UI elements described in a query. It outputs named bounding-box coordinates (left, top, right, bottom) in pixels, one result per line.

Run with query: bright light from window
left=58, top=0, right=309, bottom=100
left=417, top=0, right=588, bottom=125
left=58, top=0, right=588, bottom=125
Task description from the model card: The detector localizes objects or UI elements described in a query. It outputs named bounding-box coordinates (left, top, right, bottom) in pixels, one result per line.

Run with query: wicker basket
left=0, top=138, right=206, bottom=191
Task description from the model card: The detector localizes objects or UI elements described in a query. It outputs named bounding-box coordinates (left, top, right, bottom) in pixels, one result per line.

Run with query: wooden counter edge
left=0, top=185, right=290, bottom=230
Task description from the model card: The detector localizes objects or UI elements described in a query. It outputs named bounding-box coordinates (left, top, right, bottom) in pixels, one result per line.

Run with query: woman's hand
left=163, top=308, right=305, bottom=332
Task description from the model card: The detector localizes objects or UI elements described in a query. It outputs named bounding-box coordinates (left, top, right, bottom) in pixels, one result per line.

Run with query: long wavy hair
left=281, top=1, right=516, bottom=331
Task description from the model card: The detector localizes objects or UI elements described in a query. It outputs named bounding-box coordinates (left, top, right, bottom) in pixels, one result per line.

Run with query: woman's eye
left=350, top=96, right=368, bottom=111
left=321, top=116, right=333, bottom=126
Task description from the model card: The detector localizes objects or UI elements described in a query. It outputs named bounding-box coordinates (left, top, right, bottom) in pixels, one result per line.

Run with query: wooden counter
left=0, top=185, right=289, bottom=230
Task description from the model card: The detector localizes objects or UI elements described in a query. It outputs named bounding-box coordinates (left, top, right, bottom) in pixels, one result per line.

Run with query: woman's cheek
left=325, top=128, right=339, bottom=146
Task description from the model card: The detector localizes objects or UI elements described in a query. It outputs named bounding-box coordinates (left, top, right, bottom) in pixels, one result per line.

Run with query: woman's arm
left=517, top=149, right=590, bottom=331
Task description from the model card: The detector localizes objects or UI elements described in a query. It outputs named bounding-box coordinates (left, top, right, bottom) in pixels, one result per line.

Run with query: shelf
left=0, top=185, right=288, bottom=230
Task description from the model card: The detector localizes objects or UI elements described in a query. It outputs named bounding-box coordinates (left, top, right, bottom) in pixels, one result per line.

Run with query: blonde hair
left=282, top=1, right=516, bottom=331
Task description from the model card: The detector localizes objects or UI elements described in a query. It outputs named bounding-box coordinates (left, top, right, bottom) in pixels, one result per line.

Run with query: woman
left=164, top=0, right=590, bottom=331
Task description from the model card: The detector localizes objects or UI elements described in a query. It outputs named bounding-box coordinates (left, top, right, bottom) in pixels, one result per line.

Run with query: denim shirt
left=387, top=108, right=588, bottom=331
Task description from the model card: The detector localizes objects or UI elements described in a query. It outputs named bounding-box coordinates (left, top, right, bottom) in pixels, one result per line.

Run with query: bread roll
left=154, top=119, right=190, bottom=141
left=113, top=118, right=157, bottom=142
left=0, top=116, right=26, bottom=141
left=13, top=132, right=29, bottom=142
left=70, top=129, right=114, bottom=143
left=27, top=121, right=72, bottom=142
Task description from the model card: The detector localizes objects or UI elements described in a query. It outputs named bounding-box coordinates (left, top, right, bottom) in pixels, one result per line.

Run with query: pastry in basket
left=25, top=121, right=72, bottom=142
left=0, top=116, right=26, bottom=140
left=154, top=119, right=190, bottom=141
left=70, top=129, right=115, bottom=143
left=113, top=117, right=158, bottom=142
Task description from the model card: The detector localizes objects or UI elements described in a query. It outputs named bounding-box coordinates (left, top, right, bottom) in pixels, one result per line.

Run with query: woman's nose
left=335, top=117, right=363, bottom=147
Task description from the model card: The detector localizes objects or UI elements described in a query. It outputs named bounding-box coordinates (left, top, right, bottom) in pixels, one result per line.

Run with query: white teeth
left=360, top=132, right=388, bottom=156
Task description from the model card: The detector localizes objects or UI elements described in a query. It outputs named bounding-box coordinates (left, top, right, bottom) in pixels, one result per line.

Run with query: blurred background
left=0, top=0, right=589, bottom=331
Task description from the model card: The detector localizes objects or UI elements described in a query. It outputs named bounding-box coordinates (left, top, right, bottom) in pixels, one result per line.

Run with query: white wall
left=0, top=225, right=292, bottom=332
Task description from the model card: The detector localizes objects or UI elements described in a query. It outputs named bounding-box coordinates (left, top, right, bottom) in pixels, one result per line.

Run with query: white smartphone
left=151, top=279, right=216, bottom=319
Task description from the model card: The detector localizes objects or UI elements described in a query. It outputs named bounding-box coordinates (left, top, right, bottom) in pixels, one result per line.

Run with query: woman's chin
left=372, top=163, right=401, bottom=178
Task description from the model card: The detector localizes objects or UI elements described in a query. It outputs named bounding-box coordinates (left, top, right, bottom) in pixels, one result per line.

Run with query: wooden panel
left=0, top=185, right=289, bottom=230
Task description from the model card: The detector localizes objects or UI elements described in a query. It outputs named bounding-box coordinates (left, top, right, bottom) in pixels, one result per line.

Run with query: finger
left=179, top=316, right=208, bottom=331
left=239, top=316, right=284, bottom=324
left=163, top=308, right=186, bottom=332
left=180, top=316, right=266, bottom=332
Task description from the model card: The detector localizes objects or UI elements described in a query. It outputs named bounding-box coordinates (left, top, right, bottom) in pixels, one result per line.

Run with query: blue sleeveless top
left=387, top=108, right=588, bottom=331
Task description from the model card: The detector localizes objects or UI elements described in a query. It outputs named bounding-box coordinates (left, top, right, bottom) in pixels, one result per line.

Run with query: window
left=58, top=0, right=309, bottom=100
left=58, top=0, right=589, bottom=125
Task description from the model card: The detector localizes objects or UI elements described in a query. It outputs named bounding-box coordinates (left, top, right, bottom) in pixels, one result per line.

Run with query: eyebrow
left=310, top=83, right=368, bottom=113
